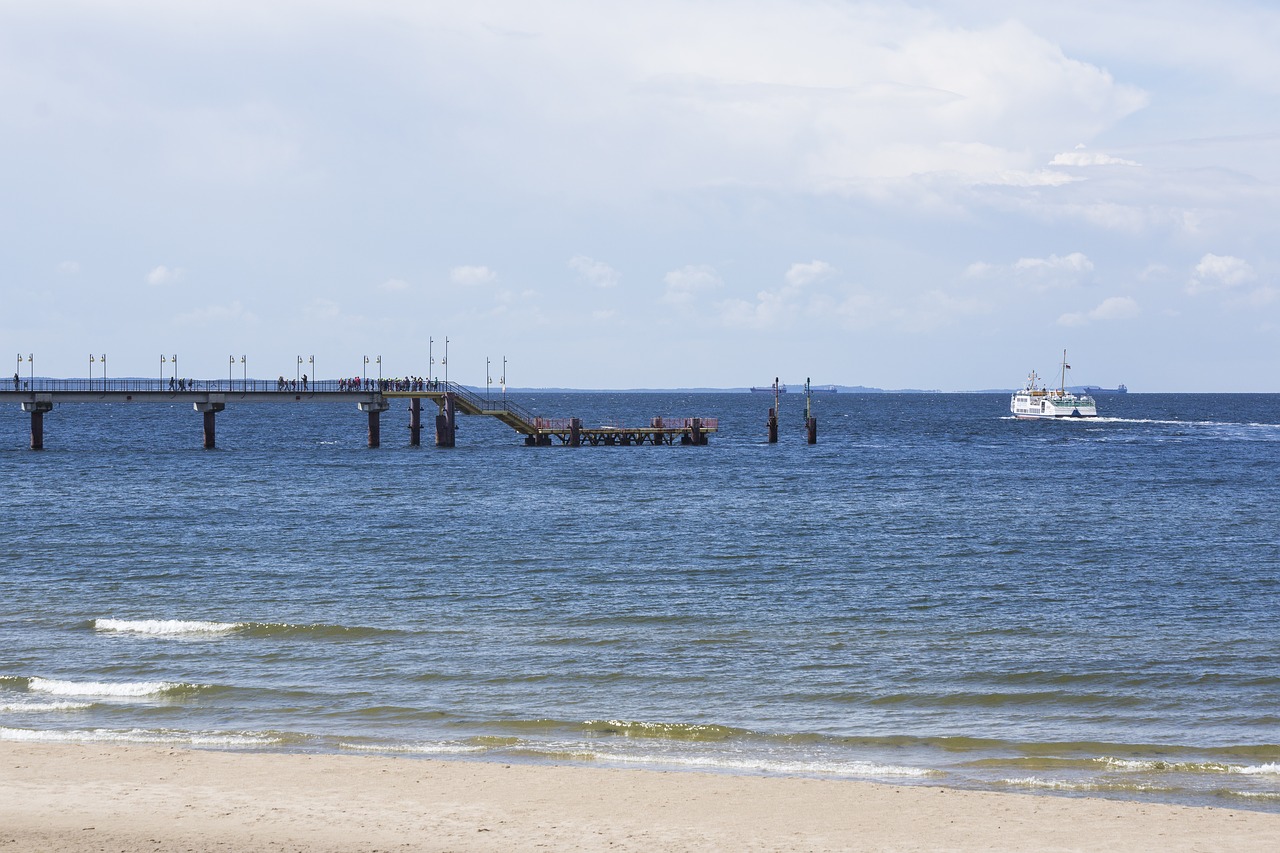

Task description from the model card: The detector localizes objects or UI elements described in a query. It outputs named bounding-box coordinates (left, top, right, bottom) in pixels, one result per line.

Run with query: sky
left=2, top=0, right=1278, bottom=391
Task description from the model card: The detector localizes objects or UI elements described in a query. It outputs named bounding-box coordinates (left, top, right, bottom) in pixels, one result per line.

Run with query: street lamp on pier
left=443, top=337, right=449, bottom=385
left=363, top=355, right=369, bottom=388
left=297, top=355, right=302, bottom=386
left=307, top=355, right=313, bottom=391
left=100, top=354, right=106, bottom=389
left=229, top=355, right=234, bottom=389
left=241, top=355, right=247, bottom=391
left=486, top=357, right=492, bottom=404
left=90, top=354, right=95, bottom=387
left=376, top=355, right=382, bottom=384
left=501, top=356, right=507, bottom=398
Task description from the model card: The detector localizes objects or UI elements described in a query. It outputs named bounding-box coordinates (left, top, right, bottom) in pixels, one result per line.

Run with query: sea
left=2, top=391, right=1278, bottom=812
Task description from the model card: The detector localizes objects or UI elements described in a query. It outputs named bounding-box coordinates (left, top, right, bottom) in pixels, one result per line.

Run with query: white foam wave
left=0, top=727, right=281, bottom=747
left=1000, top=776, right=1173, bottom=794
left=27, top=678, right=190, bottom=698
left=585, top=751, right=935, bottom=778
left=94, top=619, right=240, bottom=636
left=0, top=701, right=93, bottom=713
left=338, top=741, right=486, bottom=755
left=1100, top=757, right=1280, bottom=776
left=1232, top=762, right=1280, bottom=776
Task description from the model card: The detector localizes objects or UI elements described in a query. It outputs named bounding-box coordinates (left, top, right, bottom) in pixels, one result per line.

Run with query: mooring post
left=193, top=396, right=225, bottom=450
left=22, top=398, right=53, bottom=450
left=805, top=377, right=817, bottom=445
left=768, top=376, right=780, bottom=443
left=569, top=417, right=581, bottom=447
left=692, top=417, right=704, bottom=446
left=409, top=397, right=422, bottom=447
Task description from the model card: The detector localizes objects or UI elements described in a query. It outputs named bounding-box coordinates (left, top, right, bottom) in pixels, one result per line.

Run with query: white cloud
left=1058, top=295, right=1139, bottom=326
left=1187, top=253, right=1255, bottom=294
left=450, top=265, right=497, bottom=286
left=1050, top=146, right=1141, bottom=167
left=379, top=278, right=409, bottom=292
left=662, top=265, right=722, bottom=305
left=56, top=261, right=80, bottom=275
left=569, top=255, right=620, bottom=288
left=147, top=265, right=184, bottom=286
left=784, top=260, right=835, bottom=288
left=1014, top=252, right=1094, bottom=275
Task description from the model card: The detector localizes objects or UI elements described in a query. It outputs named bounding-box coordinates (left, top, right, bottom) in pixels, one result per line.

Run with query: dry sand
left=2, top=742, right=1277, bottom=851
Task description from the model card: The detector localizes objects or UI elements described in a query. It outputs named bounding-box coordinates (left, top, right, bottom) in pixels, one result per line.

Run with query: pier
left=1, top=378, right=717, bottom=450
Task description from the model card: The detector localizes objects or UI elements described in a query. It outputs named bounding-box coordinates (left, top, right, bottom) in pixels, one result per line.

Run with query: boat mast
left=1059, top=349, right=1068, bottom=394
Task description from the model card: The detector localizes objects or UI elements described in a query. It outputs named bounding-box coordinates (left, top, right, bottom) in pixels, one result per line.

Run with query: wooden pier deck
left=2, top=379, right=717, bottom=449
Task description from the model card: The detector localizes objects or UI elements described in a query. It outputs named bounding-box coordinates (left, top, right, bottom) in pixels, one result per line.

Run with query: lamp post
left=307, top=355, right=313, bottom=391
left=172, top=354, right=177, bottom=384
left=161, top=354, right=166, bottom=384
left=362, top=355, right=369, bottom=388
left=90, top=354, right=95, bottom=387
left=486, top=357, right=491, bottom=404
left=241, top=355, right=247, bottom=391
left=428, top=337, right=434, bottom=386
left=376, top=355, right=382, bottom=384
left=297, top=355, right=302, bottom=386
left=501, top=356, right=507, bottom=398
left=100, top=354, right=106, bottom=389
left=229, top=355, right=234, bottom=389
left=443, top=337, right=449, bottom=385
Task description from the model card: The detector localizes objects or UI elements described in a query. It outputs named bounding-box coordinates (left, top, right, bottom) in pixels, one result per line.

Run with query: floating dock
left=1, top=378, right=716, bottom=450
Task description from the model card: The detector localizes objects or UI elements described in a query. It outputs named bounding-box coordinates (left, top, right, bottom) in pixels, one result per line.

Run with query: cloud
left=1187, top=253, right=1255, bottom=294
left=450, top=265, right=498, bottom=286
left=147, top=265, right=185, bottom=286
left=662, top=264, right=722, bottom=304
left=1050, top=146, right=1141, bottom=167
left=379, top=278, right=409, bottom=292
left=784, top=260, right=835, bottom=288
left=56, top=261, right=80, bottom=275
left=967, top=253, right=1094, bottom=290
left=569, top=255, right=620, bottom=288
left=1058, top=296, right=1140, bottom=326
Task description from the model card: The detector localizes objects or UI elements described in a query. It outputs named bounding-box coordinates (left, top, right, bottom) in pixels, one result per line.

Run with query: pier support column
left=435, top=393, right=457, bottom=448
left=409, top=397, right=422, bottom=447
left=691, top=417, right=705, bottom=446
left=569, top=418, right=581, bottom=447
left=194, top=396, right=226, bottom=450
left=359, top=398, right=391, bottom=448
left=806, top=417, right=818, bottom=445
left=22, top=397, right=53, bottom=450
left=768, top=408, right=778, bottom=443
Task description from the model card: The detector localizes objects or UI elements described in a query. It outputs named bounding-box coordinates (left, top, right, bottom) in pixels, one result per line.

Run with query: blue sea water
left=1, top=391, right=1278, bottom=811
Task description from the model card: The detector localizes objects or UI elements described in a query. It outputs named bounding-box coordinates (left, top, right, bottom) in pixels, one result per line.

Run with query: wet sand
left=2, top=742, right=1277, bottom=851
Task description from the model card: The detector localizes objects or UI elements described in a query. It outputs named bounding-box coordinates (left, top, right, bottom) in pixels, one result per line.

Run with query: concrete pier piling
left=194, top=397, right=225, bottom=450
left=435, top=393, right=457, bottom=448
left=22, top=398, right=52, bottom=450
left=409, top=397, right=422, bottom=447
left=358, top=398, right=391, bottom=448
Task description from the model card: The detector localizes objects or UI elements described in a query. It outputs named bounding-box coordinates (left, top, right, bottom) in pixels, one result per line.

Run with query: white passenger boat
left=1010, top=352, right=1098, bottom=419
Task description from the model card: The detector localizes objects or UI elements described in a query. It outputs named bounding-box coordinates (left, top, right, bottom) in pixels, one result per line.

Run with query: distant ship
left=1080, top=384, right=1128, bottom=394
left=1010, top=351, right=1098, bottom=419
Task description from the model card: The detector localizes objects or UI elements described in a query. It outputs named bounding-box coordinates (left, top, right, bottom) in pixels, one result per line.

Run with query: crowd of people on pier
left=337, top=376, right=435, bottom=392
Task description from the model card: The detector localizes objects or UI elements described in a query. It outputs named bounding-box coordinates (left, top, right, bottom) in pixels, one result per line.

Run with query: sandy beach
left=2, top=742, right=1276, bottom=852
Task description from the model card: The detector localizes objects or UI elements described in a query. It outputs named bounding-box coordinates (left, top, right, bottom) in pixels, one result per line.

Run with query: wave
left=582, top=719, right=750, bottom=741
left=0, top=726, right=284, bottom=747
left=89, top=618, right=400, bottom=641
left=998, top=776, right=1179, bottom=794
left=0, top=700, right=93, bottom=712
left=338, top=741, right=487, bottom=755
left=93, top=619, right=239, bottom=636
left=26, top=677, right=207, bottom=698
left=562, top=749, right=936, bottom=778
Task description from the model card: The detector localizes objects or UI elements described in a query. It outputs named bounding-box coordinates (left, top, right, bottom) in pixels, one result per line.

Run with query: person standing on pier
left=12, top=373, right=18, bottom=390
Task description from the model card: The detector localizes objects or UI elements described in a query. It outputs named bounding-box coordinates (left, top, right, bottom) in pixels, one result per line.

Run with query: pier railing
left=5, top=378, right=458, bottom=395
